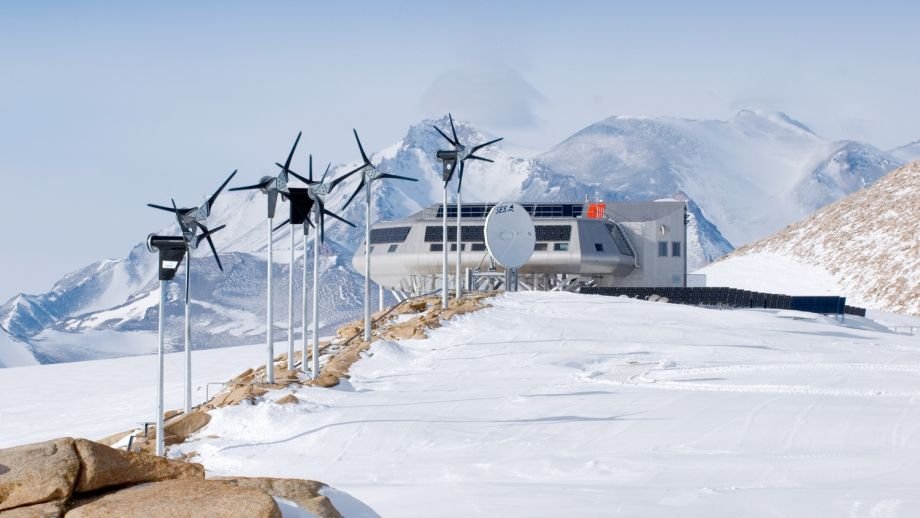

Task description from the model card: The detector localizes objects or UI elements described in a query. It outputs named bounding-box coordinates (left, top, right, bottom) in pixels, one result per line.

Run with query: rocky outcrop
left=214, top=477, right=341, bottom=518
left=0, top=438, right=346, bottom=517
left=72, top=438, right=203, bottom=493
left=65, top=479, right=280, bottom=518
left=0, top=438, right=80, bottom=512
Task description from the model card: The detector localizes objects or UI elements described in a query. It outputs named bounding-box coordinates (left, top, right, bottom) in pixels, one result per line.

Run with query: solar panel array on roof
left=369, top=227, right=411, bottom=245
left=435, top=203, right=585, bottom=219
left=424, top=225, right=486, bottom=242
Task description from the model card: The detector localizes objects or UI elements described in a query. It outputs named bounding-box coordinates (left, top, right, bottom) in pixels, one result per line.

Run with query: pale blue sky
left=1, top=1, right=918, bottom=296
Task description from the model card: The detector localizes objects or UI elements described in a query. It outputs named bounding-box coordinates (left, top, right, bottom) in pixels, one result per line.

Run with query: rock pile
left=0, top=438, right=341, bottom=517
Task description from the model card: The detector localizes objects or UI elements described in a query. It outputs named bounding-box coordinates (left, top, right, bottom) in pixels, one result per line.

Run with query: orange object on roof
left=586, top=202, right=606, bottom=219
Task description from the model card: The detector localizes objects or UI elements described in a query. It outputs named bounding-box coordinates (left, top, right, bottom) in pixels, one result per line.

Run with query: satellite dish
left=485, top=202, right=535, bottom=268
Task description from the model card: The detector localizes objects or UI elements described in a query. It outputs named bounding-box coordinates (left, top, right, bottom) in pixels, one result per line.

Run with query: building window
left=471, top=243, right=486, bottom=252
left=387, top=244, right=398, bottom=253
left=429, top=243, right=443, bottom=252
left=672, top=242, right=681, bottom=257
left=594, top=243, right=604, bottom=252
left=554, top=243, right=569, bottom=251
left=658, top=241, right=668, bottom=257
left=534, top=243, right=548, bottom=251
left=449, top=243, right=466, bottom=251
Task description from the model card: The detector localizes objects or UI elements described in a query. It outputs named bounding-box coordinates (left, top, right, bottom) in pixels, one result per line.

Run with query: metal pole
left=156, top=280, right=166, bottom=457
left=183, top=253, right=191, bottom=414
left=441, top=188, right=449, bottom=309
left=378, top=284, right=384, bottom=312
left=287, top=225, right=295, bottom=370
left=312, top=204, right=320, bottom=378
left=456, top=188, right=462, bottom=300
left=363, top=180, right=372, bottom=342
left=301, top=226, right=308, bottom=373
left=266, top=217, right=275, bottom=384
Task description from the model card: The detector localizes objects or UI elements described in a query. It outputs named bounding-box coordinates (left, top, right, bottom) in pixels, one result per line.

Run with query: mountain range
left=0, top=110, right=913, bottom=366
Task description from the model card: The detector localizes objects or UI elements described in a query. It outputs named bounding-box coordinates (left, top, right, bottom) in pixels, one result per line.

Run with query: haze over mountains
left=0, top=110, right=914, bottom=367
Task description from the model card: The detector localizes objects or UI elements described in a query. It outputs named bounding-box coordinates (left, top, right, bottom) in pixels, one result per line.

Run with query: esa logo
left=495, top=204, right=515, bottom=214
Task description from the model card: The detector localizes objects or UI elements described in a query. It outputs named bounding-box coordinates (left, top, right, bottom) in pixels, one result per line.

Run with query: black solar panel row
left=423, top=225, right=486, bottom=243
left=580, top=287, right=864, bottom=317
left=435, top=203, right=585, bottom=219
left=534, top=225, right=571, bottom=242
left=369, top=227, right=411, bottom=244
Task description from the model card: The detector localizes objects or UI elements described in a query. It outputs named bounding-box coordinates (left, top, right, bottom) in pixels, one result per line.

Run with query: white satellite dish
left=485, top=202, right=535, bottom=269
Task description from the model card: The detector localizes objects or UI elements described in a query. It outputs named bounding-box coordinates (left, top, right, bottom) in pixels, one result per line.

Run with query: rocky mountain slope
left=702, top=161, right=920, bottom=315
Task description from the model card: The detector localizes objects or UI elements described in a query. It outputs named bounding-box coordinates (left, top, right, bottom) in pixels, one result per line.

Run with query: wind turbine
left=146, top=171, right=234, bottom=414
left=432, top=114, right=503, bottom=305
left=229, top=132, right=312, bottom=383
left=272, top=156, right=355, bottom=374
left=342, top=130, right=417, bottom=342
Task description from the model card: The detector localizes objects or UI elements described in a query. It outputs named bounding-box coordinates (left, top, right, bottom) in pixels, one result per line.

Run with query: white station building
left=351, top=201, right=688, bottom=296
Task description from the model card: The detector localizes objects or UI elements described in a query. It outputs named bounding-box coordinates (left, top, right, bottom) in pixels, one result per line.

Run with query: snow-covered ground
left=4, top=291, right=920, bottom=516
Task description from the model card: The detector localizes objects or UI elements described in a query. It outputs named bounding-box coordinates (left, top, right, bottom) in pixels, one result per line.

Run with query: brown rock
left=407, top=299, right=428, bottom=312
left=0, top=438, right=79, bottom=511
left=274, top=394, right=299, bottom=405
left=163, top=411, right=212, bottom=440
left=65, top=479, right=280, bottom=518
left=213, top=477, right=341, bottom=518
left=0, top=498, right=65, bottom=517
left=73, top=439, right=204, bottom=493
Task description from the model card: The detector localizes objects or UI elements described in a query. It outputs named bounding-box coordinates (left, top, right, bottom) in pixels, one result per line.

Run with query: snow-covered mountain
left=538, top=110, right=902, bottom=245
left=1, top=112, right=901, bottom=366
left=701, top=161, right=920, bottom=315
left=890, top=140, right=920, bottom=163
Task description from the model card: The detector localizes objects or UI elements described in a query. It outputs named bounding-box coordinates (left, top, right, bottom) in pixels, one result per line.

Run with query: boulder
left=0, top=438, right=80, bottom=512
left=73, top=439, right=204, bottom=493
left=163, top=411, right=212, bottom=440
left=65, top=479, right=280, bottom=518
left=0, top=498, right=65, bottom=517
left=274, top=394, right=299, bottom=405
left=213, top=477, right=341, bottom=518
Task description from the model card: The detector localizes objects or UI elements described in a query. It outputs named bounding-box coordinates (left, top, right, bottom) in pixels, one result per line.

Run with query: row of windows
left=423, top=225, right=572, bottom=243
left=658, top=241, right=681, bottom=257
left=429, top=242, right=570, bottom=252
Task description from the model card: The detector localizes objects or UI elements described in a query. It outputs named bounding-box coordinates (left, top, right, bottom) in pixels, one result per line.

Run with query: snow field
left=171, top=292, right=920, bottom=517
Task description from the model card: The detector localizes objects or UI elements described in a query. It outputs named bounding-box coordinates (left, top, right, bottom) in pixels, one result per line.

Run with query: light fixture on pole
left=145, top=233, right=187, bottom=457
left=342, top=129, right=417, bottom=342
left=146, top=171, right=234, bottom=414
left=275, top=157, right=356, bottom=376
left=432, top=114, right=503, bottom=304
left=229, top=132, right=312, bottom=383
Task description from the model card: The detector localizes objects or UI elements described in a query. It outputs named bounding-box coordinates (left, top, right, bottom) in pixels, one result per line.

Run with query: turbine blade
left=318, top=208, right=325, bottom=243
left=353, top=129, right=370, bottom=165
left=208, top=169, right=238, bottom=211
left=284, top=131, right=302, bottom=172
left=378, top=173, right=417, bottom=182
left=469, top=137, right=504, bottom=154
left=147, top=203, right=175, bottom=213
left=229, top=182, right=266, bottom=192
left=321, top=163, right=331, bottom=183
left=288, top=170, right=315, bottom=185
left=466, top=155, right=494, bottom=163
left=342, top=177, right=366, bottom=209
left=324, top=208, right=356, bottom=227
left=171, top=199, right=186, bottom=232
left=199, top=224, right=226, bottom=239
left=308, top=154, right=313, bottom=182
left=433, top=125, right=456, bottom=146
left=206, top=234, right=223, bottom=272
left=329, top=166, right=361, bottom=192
left=273, top=219, right=291, bottom=232
left=448, top=113, right=459, bottom=146
left=457, top=161, right=465, bottom=192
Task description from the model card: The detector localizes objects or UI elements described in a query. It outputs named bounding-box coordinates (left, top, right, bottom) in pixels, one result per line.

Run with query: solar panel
left=369, top=226, right=411, bottom=245
left=535, top=225, right=572, bottom=242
